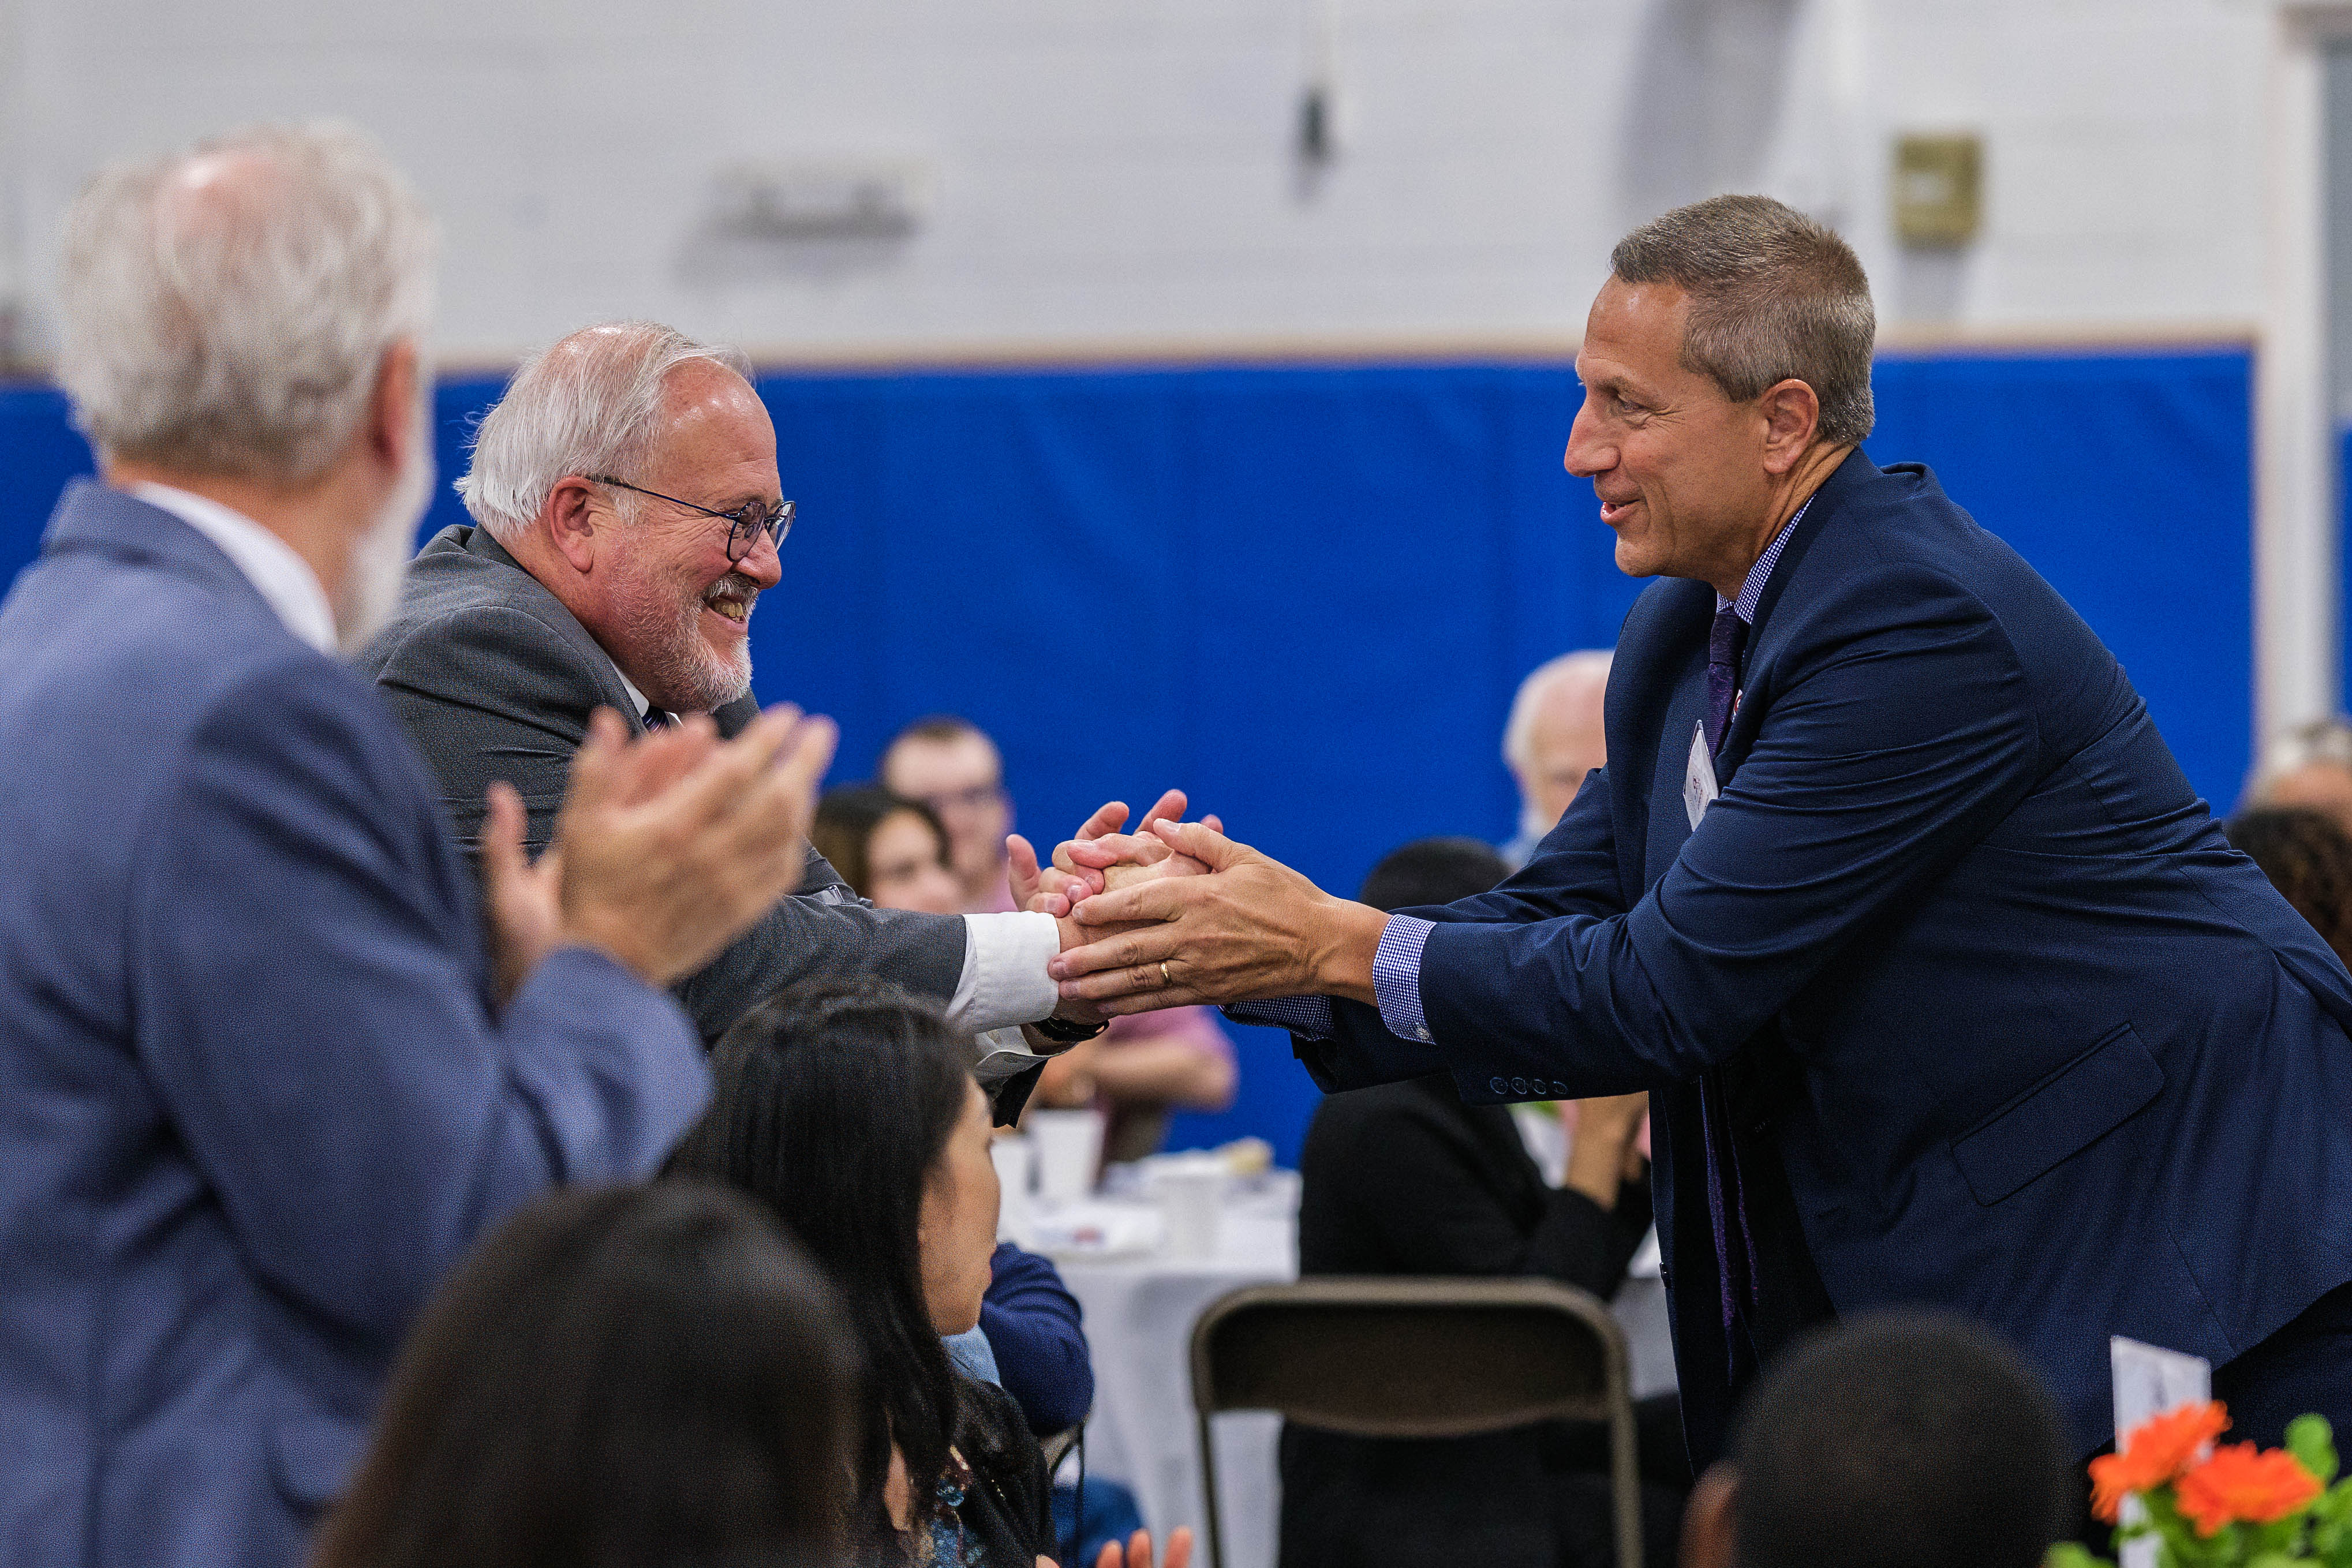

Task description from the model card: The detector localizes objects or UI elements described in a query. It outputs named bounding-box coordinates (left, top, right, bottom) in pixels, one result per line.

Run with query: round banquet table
left=1037, top=1177, right=1677, bottom=1568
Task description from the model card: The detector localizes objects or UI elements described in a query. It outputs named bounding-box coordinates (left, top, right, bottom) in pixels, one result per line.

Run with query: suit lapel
left=443, top=524, right=650, bottom=734
left=1711, top=451, right=1873, bottom=783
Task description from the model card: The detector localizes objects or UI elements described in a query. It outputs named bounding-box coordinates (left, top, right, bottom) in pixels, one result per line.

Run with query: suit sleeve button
left=1489, top=1077, right=1508, bottom=1094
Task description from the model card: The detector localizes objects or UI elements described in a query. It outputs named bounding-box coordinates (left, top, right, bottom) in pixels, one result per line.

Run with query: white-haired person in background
left=1499, top=648, right=1613, bottom=868
left=0, top=124, right=833, bottom=1568
left=2247, top=716, right=2352, bottom=840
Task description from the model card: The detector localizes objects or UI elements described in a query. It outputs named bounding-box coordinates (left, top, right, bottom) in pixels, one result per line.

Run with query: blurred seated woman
left=811, top=784, right=968, bottom=914
left=672, top=980, right=1191, bottom=1568
left=310, top=1181, right=856, bottom=1568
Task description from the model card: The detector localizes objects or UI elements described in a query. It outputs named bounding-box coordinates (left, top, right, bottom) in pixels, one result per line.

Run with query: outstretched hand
left=1045, top=819, right=1386, bottom=1015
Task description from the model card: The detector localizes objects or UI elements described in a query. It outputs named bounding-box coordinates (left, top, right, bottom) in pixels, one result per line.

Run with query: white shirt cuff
left=947, top=911, right=1061, bottom=1031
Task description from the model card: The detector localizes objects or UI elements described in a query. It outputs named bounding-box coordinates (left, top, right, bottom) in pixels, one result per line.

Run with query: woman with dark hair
left=664, top=982, right=1030, bottom=1565
left=812, top=784, right=967, bottom=914
left=309, top=1181, right=857, bottom=1568
left=2225, top=805, right=2352, bottom=971
left=672, top=981, right=1189, bottom=1568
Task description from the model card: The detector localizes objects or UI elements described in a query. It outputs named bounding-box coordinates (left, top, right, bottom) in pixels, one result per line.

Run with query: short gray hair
left=54, top=122, right=438, bottom=483
left=1503, top=649, right=1613, bottom=772
left=1610, top=194, right=1875, bottom=448
left=456, top=322, right=754, bottom=543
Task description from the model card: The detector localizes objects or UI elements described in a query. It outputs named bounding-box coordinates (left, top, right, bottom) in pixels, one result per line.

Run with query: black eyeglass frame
left=586, top=474, right=795, bottom=563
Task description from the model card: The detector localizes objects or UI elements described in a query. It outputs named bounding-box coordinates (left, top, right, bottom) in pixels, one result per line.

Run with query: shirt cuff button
left=1415, top=1027, right=1432, bottom=1042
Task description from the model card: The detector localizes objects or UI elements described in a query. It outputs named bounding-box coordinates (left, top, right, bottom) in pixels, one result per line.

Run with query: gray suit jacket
left=355, top=524, right=971, bottom=1046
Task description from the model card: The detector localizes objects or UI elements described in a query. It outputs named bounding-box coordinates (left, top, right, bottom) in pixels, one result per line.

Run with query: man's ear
left=543, top=477, right=603, bottom=575
left=369, top=339, right=422, bottom=474
left=1757, top=377, right=1822, bottom=474
left=1681, top=1462, right=1739, bottom=1568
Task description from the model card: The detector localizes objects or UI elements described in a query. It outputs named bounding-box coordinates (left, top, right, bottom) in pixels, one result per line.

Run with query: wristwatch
left=1030, top=1013, right=1108, bottom=1045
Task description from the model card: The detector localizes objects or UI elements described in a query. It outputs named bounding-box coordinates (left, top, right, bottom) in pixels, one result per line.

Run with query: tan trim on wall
left=425, top=319, right=2265, bottom=380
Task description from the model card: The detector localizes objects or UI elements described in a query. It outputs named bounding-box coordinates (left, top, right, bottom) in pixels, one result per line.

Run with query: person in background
left=884, top=716, right=1236, bottom=1159
left=813, top=785, right=967, bottom=915
left=1280, top=836, right=1683, bottom=1568
left=2226, top=806, right=2352, bottom=972
left=2246, top=717, right=2352, bottom=839
left=1498, top=649, right=1613, bottom=869
left=885, top=714, right=1023, bottom=912
left=1677, top=1314, right=2073, bottom=1568
left=311, top=1182, right=857, bottom=1568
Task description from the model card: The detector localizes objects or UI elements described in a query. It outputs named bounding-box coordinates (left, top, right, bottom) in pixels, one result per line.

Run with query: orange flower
left=2089, top=1402, right=2232, bottom=1521
left=2175, top=1442, right=2323, bottom=1536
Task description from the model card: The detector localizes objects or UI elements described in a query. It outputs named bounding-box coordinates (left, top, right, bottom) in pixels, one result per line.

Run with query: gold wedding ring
left=1160, top=960, right=1173, bottom=988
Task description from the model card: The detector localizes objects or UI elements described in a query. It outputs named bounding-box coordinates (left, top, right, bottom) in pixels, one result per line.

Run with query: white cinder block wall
left=0, top=0, right=2271, bottom=360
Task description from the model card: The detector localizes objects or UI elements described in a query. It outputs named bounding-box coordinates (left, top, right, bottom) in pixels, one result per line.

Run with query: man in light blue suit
left=1050, top=196, right=2352, bottom=1478
left=0, top=125, right=835, bottom=1568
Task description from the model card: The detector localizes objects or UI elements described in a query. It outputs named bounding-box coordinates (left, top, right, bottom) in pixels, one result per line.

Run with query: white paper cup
left=990, top=1134, right=1037, bottom=1242
left=1149, top=1160, right=1229, bottom=1260
left=1028, top=1109, right=1105, bottom=1204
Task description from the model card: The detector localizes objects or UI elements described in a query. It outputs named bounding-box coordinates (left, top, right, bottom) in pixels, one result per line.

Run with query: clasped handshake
left=498, top=699, right=1386, bottom=1023
left=1011, top=789, right=1390, bottom=1021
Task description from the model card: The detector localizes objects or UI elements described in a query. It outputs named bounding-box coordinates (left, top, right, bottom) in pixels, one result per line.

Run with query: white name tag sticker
left=2111, top=1337, right=2211, bottom=1568
left=1683, top=720, right=1719, bottom=830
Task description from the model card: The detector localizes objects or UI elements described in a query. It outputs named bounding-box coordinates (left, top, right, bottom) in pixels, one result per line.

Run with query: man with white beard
left=0, top=124, right=835, bottom=1568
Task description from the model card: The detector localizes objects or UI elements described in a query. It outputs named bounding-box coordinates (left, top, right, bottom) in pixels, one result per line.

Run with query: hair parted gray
left=455, top=322, right=754, bottom=544
left=1610, top=194, right=1876, bottom=447
left=55, top=122, right=438, bottom=484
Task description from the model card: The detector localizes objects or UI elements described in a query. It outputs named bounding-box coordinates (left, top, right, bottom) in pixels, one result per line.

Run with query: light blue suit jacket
left=0, top=481, right=711, bottom=1567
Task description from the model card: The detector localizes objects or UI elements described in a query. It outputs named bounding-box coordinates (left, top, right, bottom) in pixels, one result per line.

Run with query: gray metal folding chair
left=1187, top=1277, right=1643, bottom=1568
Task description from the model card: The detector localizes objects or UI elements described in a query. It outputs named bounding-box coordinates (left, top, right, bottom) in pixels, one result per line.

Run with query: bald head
left=1504, top=650, right=1612, bottom=839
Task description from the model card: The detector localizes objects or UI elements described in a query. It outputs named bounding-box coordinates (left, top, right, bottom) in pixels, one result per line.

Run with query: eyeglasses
left=588, top=474, right=796, bottom=564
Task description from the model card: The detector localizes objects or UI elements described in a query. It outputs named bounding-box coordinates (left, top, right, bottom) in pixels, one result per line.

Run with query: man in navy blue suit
left=1047, top=195, right=2352, bottom=1470
left=0, top=125, right=836, bottom=1568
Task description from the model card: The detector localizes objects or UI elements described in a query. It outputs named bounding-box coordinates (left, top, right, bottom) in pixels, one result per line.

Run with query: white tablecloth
left=1039, top=1181, right=1677, bottom=1568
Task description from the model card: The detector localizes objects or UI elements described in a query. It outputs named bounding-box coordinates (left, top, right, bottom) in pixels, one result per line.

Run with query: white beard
left=335, top=399, right=434, bottom=653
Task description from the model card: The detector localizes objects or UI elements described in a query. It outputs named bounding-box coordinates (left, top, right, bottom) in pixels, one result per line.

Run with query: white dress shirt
left=129, top=482, right=337, bottom=654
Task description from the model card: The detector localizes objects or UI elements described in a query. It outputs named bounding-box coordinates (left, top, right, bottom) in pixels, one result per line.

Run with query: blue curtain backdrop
left=0, top=347, right=2255, bottom=1163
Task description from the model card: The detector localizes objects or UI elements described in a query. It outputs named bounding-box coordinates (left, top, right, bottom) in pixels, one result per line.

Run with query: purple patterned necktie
left=1699, top=604, right=1762, bottom=1358
left=1704, top=605, right=1745, bottom=754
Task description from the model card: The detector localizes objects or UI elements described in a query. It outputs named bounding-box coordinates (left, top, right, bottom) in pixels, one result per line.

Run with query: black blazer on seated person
left=1280, top=1075, right=1674, bottom=1568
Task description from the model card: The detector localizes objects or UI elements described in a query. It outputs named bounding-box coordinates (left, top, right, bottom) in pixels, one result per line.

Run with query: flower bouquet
left=2050, top=1401, right=2350, bottom=1567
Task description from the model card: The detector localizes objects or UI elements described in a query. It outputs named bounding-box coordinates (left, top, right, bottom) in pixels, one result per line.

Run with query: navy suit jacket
left=0, top=482, right=711, bottom=1568
left=1296, top=452, right=2352, bottom=1460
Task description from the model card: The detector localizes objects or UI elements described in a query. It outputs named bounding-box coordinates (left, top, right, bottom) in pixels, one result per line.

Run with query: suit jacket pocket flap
left=1950, top=1023, right=2163, bottom=1205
